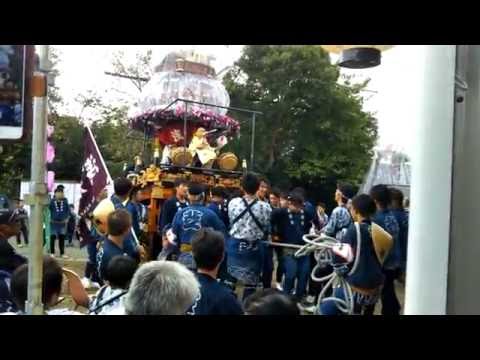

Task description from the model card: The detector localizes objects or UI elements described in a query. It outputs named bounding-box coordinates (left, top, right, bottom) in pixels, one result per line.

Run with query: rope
left=293, top=232, right=355, bottom=315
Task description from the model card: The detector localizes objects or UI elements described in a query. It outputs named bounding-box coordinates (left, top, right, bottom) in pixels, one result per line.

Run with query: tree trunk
left=266, top=128, right=282, bottom=170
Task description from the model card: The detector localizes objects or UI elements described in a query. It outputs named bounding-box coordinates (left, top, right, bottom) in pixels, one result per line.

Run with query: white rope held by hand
left=293, top=232, right=355, bottom=315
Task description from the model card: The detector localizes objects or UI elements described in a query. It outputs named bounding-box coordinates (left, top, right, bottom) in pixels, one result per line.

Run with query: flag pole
left=83, top=126, right=139, bottom=246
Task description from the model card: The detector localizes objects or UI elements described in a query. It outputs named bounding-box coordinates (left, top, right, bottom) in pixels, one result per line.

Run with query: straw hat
left=371, top=223, right=393, bottom=265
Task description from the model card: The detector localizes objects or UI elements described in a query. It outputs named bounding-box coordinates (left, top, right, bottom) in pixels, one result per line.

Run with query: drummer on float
left=188, top=127, right=218, bottom=168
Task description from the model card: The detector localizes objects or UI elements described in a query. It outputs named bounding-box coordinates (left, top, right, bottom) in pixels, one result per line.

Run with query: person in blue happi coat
left=187, top=228, right=243, bottom=315
left=49, top=186, right=70, bottom=258
left=170, top=183, right=226, bottom=271
left=110, top=178, right=144, bottom=262
left=271, top=192, right=314, bottom=306
left=320, top=194, right=393, bottom=315
left=389, top=188, right=409, bottom=279
left=367, top=184, right=401, bottom=315
left=207, top=186, right=229, bottom=228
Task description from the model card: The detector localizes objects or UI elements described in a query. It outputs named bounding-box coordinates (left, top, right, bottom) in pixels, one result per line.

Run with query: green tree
left=75, top=91, right=146, bottom=179
left=223, top=45, right=378, bottom=202
left=51, top=115, right=84, bottom=181
left=0, top=47, right=64, bottom=198
left=0, top=142, right=31, bottom=197
left=91, top=103, right=145, bottom=178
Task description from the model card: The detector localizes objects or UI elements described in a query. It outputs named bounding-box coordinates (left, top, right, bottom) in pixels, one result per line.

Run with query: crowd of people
left=0, top=172, right=409, bottom=315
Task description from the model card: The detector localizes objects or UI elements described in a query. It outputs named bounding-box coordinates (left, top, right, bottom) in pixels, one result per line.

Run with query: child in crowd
left=59, top=255, right=138, bottom=315
left=96, top=209, right=135, bottom=284
left=9, top=256, right=83, bottom=315
left=89, top=255, right=138, bottom=314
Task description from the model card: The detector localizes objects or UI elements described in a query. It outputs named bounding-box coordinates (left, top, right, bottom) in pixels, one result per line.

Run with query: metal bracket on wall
left=455, top=74, right=468, bottom=92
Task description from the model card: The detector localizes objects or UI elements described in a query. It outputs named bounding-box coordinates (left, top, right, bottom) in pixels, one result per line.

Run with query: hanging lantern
left=321, top=45, right=394, bottom=69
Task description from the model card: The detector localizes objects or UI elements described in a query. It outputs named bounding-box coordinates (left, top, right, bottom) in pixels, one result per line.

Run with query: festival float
left=122, top=50, right=258, bottom=259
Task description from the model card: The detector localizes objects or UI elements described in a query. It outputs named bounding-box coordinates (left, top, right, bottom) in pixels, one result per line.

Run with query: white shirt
left=228, top=197, right=271, bottom=240
left=89, top=286, right=127, bottom=315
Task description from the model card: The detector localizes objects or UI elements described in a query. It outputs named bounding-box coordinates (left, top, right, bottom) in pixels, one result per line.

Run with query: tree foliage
left=50, top=115, right=84, bottom=181
left=0, top=47, right=64, bottom=198
left=223, top=45, right=378, bottom=205
left=1, top=46, right=378, bottom=209
left=75, top=91, right=145, bottom=179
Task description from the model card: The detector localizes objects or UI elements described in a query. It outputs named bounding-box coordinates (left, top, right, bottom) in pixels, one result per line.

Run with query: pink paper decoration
left=47, top=171, right=55, bottom=192
left=46, top=142, right=55, bottom=163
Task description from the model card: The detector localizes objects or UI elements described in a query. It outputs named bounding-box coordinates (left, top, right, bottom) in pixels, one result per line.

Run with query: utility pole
left=25, top=45, right=50, bottom=315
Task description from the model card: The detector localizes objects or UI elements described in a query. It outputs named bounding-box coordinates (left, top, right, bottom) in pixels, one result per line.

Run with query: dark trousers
left=66, top=230, right=74, bottom=244
left=50, top=234, right=65, bottom=256
left=84, top=241, right=101, bottom=282
left=380, top=269, right=401, bottom=315
left=307, top=253, right=321, bottom=299
left=16, top=226, right=28, bottom=245
left=364, top=268, right=401, bottom=315
left=261, top=244, right=274, bottom=289
left=151, top=234, right=162, bottom=261
left=274, top=247, right=284, bottom=283
left=283, top=254, right=310, bottom=299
